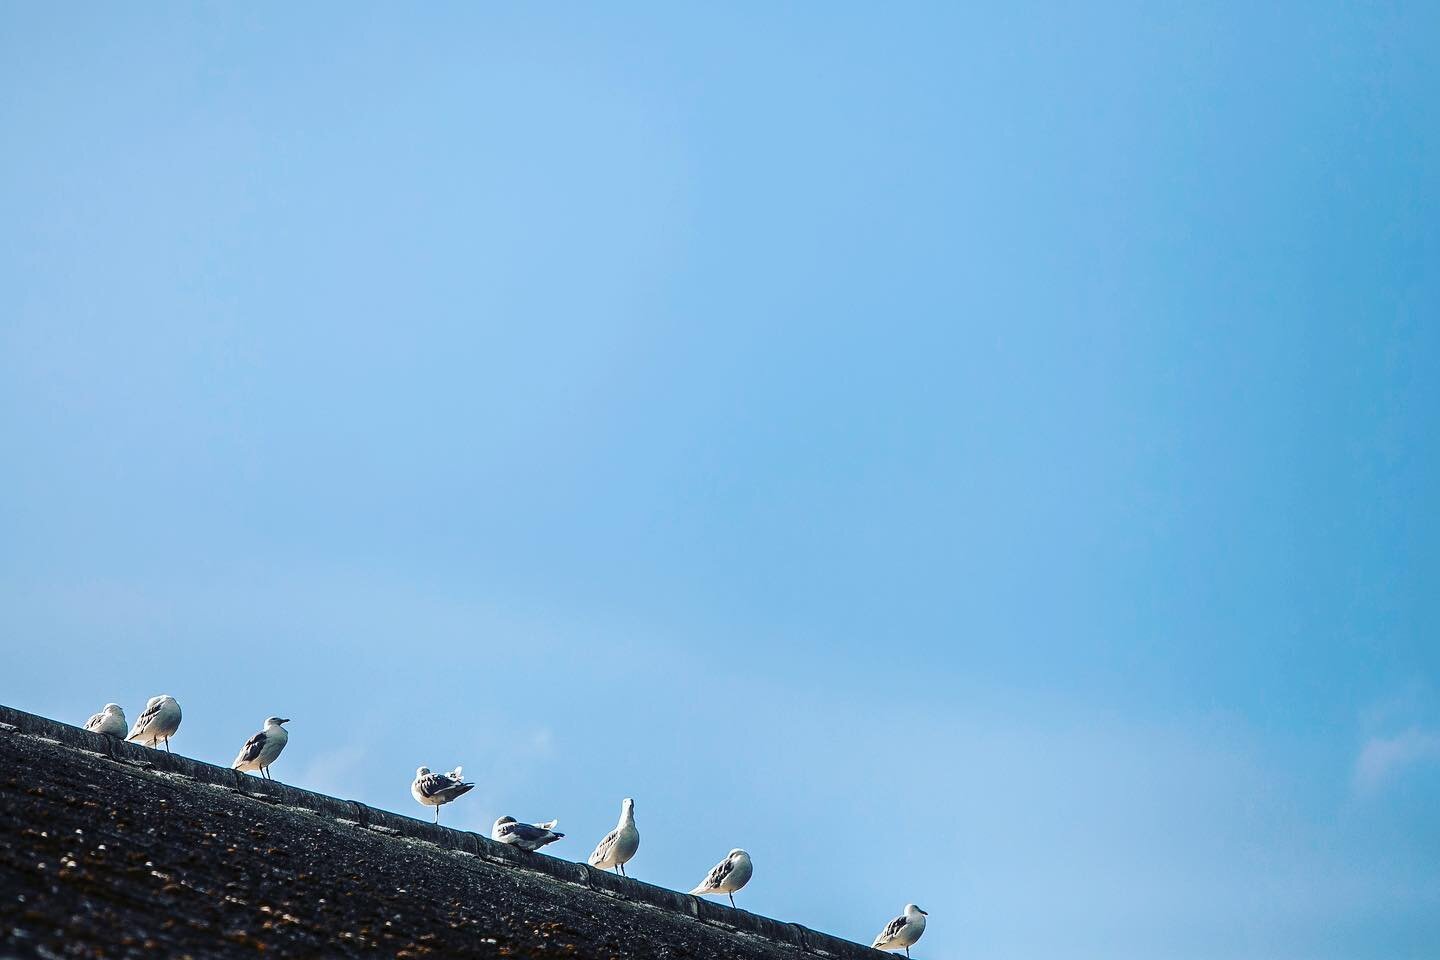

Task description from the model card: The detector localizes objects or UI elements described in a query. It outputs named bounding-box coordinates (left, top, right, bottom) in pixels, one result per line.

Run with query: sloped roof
left=0, top=705, right=877, bottom=959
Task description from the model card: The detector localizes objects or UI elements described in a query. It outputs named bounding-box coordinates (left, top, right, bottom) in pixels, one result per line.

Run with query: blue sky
left=2, top=3, right=1438, bottom=957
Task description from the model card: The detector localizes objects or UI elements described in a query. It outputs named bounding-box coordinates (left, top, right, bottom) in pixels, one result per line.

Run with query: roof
left=0, top=704, right=878, bottom=959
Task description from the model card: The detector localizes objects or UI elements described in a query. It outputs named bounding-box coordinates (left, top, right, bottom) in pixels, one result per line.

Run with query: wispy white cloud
left=1353, top=728, right=1440, bottom=796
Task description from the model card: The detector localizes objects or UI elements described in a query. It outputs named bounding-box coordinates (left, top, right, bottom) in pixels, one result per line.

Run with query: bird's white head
left=103, top=703, right=123, bottom=713
left=622, top=797, right=635, bottom=812
left=494, top=816, right=516, bottom=826
left=264, top=716, right=289, bottom=727
left=729, top=849, right=749, bottom=860
left=906, top=904, right=928, bottom=916
left=415, top=766, right=431, bottom=778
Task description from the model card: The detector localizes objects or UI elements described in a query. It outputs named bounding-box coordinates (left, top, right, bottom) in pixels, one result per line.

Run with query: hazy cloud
left=294, top=744, right=369, bottom=797
left=1353, top=728, right=1440, bottom=795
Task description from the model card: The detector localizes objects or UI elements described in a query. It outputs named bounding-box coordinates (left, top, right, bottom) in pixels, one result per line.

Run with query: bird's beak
left=281, top=718, right=291, bottom=724
left=919, top=908, right=928, bottom=915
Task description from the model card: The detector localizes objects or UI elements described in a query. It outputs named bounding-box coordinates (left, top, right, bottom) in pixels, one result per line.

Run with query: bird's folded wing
left=416, top=773, right=452, bottom=798
left=237, top=732, right=267, bottom=764
left=878, top=916, right=906, bottom=942
left=704, top=858, right=734, bottom=889
left=592, top=829, right=619, bottom=855
left=499, top=822, right=552, bottom=843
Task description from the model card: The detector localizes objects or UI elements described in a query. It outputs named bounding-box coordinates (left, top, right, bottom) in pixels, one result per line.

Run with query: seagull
left=491, top=816, right=565, bottom=851
left=688, top=849, right=753, bottom=908
left=872, top=903, right=928, bottom=957
left=588, top=797, right=639, bottom=876
left=411, top=765, right=475, bottom=823
left=84, top=703, right=127, bottom=738
left=231, top=717, right=291, bottom=780
left=126, top=695, right=182, bottom=751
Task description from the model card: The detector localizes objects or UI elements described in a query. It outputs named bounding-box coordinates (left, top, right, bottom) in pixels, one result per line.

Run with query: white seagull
left=231, top=716, right=291, bottom=780
left=872, top=903, right=928, bottom=957
left=411, top=765, right=475, bottom=823
left=588, top=797, right=639, bottom=876
left=491, top=816, right=565, bottom=851
left=84, top=703, right=127, bottom=738
left=688, top=849, right=753, bottom=908
left=126, top=695, right=182, bottom=751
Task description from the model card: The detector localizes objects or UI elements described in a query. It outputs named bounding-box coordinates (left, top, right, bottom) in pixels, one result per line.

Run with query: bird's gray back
left=237, top=732, right=267, bottom=764
left=499, top=822, right=553, bottom=844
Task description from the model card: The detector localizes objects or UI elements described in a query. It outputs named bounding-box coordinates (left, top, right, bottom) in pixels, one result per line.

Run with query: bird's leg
left=435, top=807, right=440, bottom=824
left=618, top=863, right=626, bottom=877
left=905, top=949, right=910, bottom=959
left=164, top=736, right=171, bottom=753
left=729, top=893, right=736, bottom=908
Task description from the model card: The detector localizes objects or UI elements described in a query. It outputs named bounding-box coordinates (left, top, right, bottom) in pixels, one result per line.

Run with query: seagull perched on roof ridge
left=231, top=716, right=291, bottom=780
left=688, top=848, right=752, bottom=908
left=872, top=903, right=928, bottom=957
left=84, top=703, right=127, bottom=738
left=127, top=695, right=181, bottom=751
left=411, top=765, right=474, bottom=823
left=492, top=816, right=565, bottom=851
left=588, top=797, right=639, bottom=876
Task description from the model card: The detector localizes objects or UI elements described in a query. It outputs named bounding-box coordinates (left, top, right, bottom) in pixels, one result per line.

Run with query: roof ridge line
left=0, top=703, right=873, bottom=958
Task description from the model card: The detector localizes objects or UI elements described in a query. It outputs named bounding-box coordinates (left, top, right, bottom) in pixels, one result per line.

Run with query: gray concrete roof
left=0, top=704, right=881, bottom=959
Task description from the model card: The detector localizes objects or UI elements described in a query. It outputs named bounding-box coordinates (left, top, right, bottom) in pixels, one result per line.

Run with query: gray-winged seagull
left=688, top=848, right=752, bottom=908
left=872, top=903, right=928, bottom=957
left=491, top=817, right=565, bottom=851
left=587, top=797, right=639, bottom=876
left=127, top=695, right=182, bottom=751
left=231, top=716, right=291, bottom=780
left=411, top=765, right=474, bottom=823
left=84, top=703, right=127, bottom=738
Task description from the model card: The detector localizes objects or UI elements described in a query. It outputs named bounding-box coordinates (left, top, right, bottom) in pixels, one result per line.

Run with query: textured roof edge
left=0, top=704, right=875, bottom=959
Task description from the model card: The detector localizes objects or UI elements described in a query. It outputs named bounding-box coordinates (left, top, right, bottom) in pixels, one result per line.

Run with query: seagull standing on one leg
left=126, top=695, right=182, bottom=751
left=587, top=797, right=639, bottom=876
left=231, top=717, right=291, bottom=780
left=688, top=849, right=753, bottom=908
left=84, top=704, right=127, bottom=738
left=872, top=903, right=928, bottom=958
left=411, top=765, right=475, bottom=823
